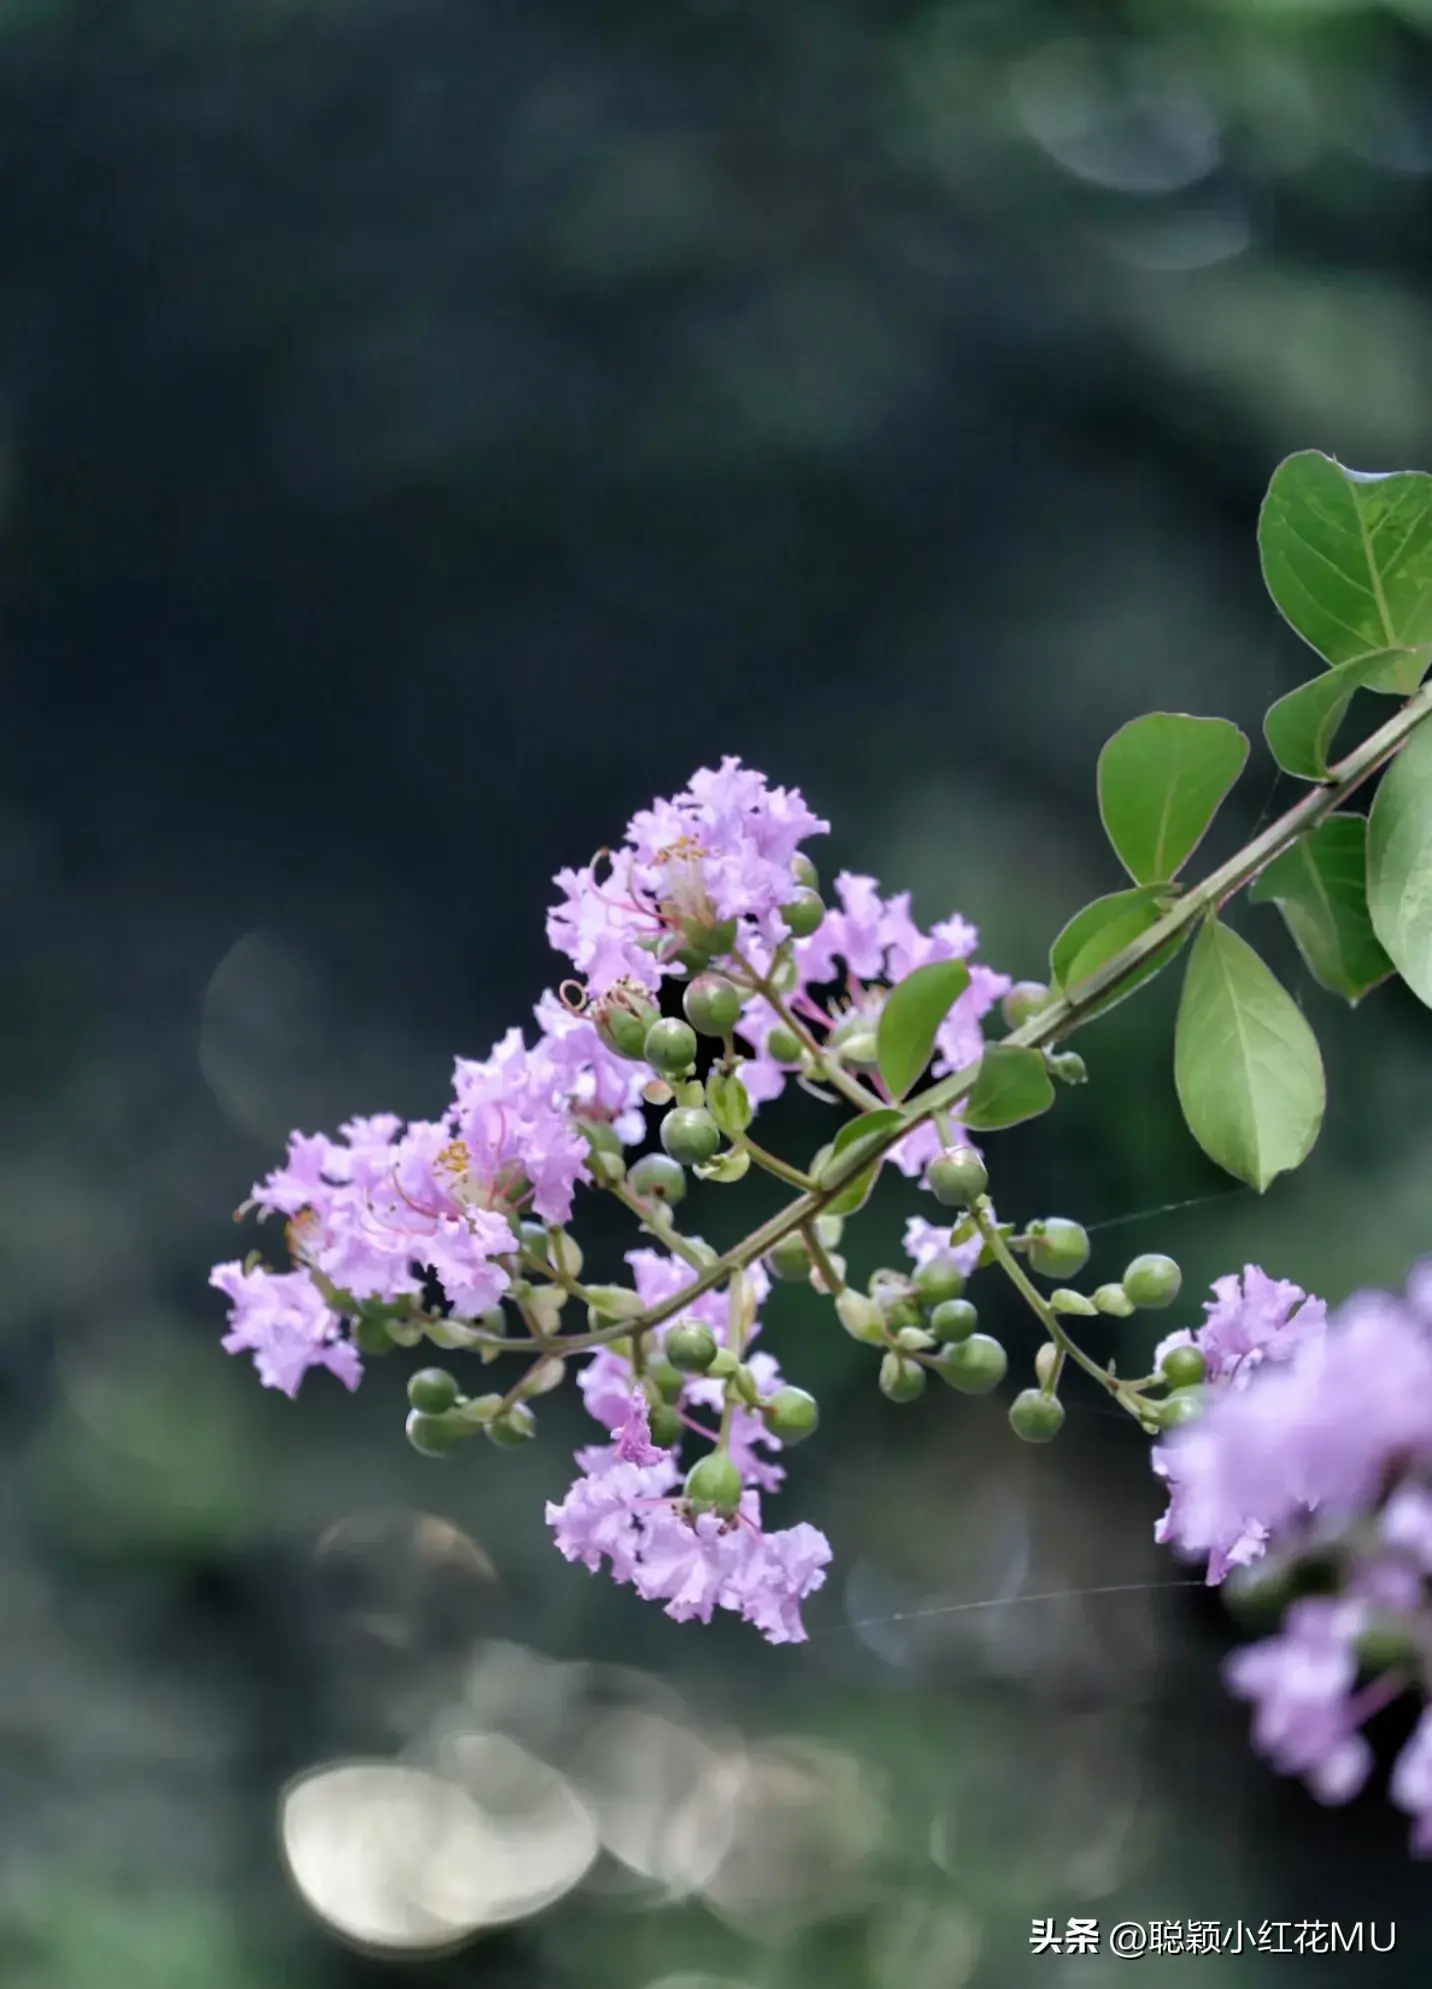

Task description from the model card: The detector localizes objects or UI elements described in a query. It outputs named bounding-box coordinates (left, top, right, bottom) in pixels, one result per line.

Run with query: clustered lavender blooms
left=210, top=753, right=1432, bottom=1843
left=1152, top=1263, right=1432, bottom=1853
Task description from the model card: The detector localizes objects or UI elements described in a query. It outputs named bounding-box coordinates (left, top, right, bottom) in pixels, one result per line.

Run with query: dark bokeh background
left=4, top=1, right=1432, bottom=1983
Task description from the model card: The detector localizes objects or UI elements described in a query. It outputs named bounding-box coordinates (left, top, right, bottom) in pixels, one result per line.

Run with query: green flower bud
left=627, top=1152, right=687, bottom=1204
left=932, top=1333, right=1008, bottom=1394
left=791, top=853, right=820, bottom=892
left=1049, top=1287, right=1097, bottom=1316
left=485, top=1401, right=537, bottom=1448
left=1001, top=981, right=1053, bottom=1030
left=666, top=1321, right=719, bottom=1373
left=645, top=1358, right=686, bottom=1404
left=597, top=991, right=660, bottom=1061
left=1123, top=1253, right=1183, bottom=1310
left=765, top=1025, right=803, bottom=1067
left=407, top=1366, right=459, bottom=1415
left=895, top=1325, right=936, bottom=1352
left=836, top=1289, right=888, bottom=1346
left=1159, top=1343, right=1207, bottom=1390
left=1009, top=1388, right=1065, bottom=1443
left=644, top=1017, right=698, bottom=1076
left=353, top=1311, right=396, bottom=1356
left=661, top=1106, right=721, bottom=1166
left=674, top=1078, right=706, bottom=1109
left=1156, top=1386, right=1204, bottom=1430
left=1026, top=1218, right=1090, bottom=1280
left=764, top=1386, right=819, bottom=1443
left=912, top=1258, right=966, bottom=1306
left=460, top=1392, right=504, bottom=1424
left=1093, top=1283, right=1135, bottom=1318
left=734, top=1364, right=762, bottom=1408
left=578, top=1118, right=624, bottom=1159
left=648, top=1403, right=685, bottom=1448
left=873, top=1283, right=923, bottom=1332
left=780, top=889, right=825, bottom=939
left=705, top=1346, right=738, bottom=1379
left=405, top=1408, right=471, bottom=1457
left=927, top=1147, right=988, bottom=1208
left=685, top=1450, right=743, bottom=1517
left=879, top=1352, right=926, bottom=1403
left=929, top=1298, right=979, bottom=1344
left=1034, top=1341, right=1059, bottom=1388
left=683, top=973, right=743, bottom=1037
left=841, top=1030, right=880, bottom=1068
left=517, top=1218, right=548, bottom=1259
left=765, top=1231, right=813, bottom=1282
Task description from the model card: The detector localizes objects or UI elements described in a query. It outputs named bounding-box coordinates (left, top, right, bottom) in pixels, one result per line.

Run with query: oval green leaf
left=814, top=1107, right=907, bottom=1215
left=1249, top=816, right=1392, bottom=1006
left=961, top=1045, right=1054, bottom=1132
left=1259, top=452, right=1432, bottom=694
left=1048, top=884, right=1190, bottom=1019
left=876, top=958, right=971, bottom=1102
left=1097, top=713, right=1249, bottom=885
left=1264, top=647, right=1416, bottom=781
left=1367, top=712, right=1432, bottom=1007
left=1173, top=920, right=1326, bottom=1191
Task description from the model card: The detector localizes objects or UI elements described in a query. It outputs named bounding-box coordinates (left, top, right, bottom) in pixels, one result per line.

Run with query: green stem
left=969, top=1201, right=1119, bottom=1400
left=608, top=1180, right=709, bottom=1271
left=732, top=949, right=881, bottom=1112
left=738, top=1133, right=818, bottom=1190
left=800, top=1219, right=845, bottom=1295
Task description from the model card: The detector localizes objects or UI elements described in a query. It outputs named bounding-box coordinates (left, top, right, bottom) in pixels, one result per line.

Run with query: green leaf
left=960, top=1045, right=1055, bottom=1132
left=1250, top=816, right=1393, bottom=1005
left=1264, top=648, right=1415, bottom=780
left=813, top=1107, right=907, bottom=1216
left=706, top=1069, right=753, bottom=1136
left=876, top=958, right=971, bottom=1101
left=1259, top=452, right=1432, bottom=694
left=1172, top=920, right=1325, bottom=1191
left=1048, top=884, right=1190, bottom=1018
left=1097, top=713, right=1249, bottom=885
left=1367, top=713, right=1432, bottom=1007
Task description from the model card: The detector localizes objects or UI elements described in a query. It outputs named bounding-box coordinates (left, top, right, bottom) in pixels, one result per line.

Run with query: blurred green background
left=3, top=0, right=1432, bottom=1981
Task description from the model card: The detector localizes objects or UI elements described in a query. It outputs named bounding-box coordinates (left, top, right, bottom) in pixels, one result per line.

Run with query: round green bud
left=836, top=1289, right=888, bottom=1346
left=407, top=1366, right=459, bottom=1415
left=1093, top=1283, right=1135, bottom=1318
left=683, top=973, right=743, bottom=1038
left=929, top=1298, right=978, bottom=1344
left=685, top=1451, right=743, bottom=1518
left=598, top=993, right=660, bottom=1061
left=780, top=889, right=825, bottom=939
left=879, top=1352, right=927, bottom=1403
left=932, top=1333, right=1008, bottom=1394
left=666, top=1321, right=719, bottom=1373
left=764, top=1386, right=820, bottom=1443
left=765, top=1230, right=813, bottom=1282
left=485, top=1401, right=537, bottom=1448
left=353, top=1312, right=395, bottom=1356
left=660, top=1106, right=721, bottom=1166
left=912, top=1258, right=966, bottom=1306
left=1157, top=1386, right=1204, bottom=1430
left=1009, top=1388, right=1065, bottom=1443
left=1159, top=1343, right=1207, bottom=1390
left=1026, top=1218, right=1090, bottom=1281
left=645, top=1357, right=686, bottom=1404
left=1001, top=981, right=1052, bottom=1030
left=927, top=1147, right=988, bottom=1208
left=648, top=1403, right=685, bottom=1448
left=644, top=1017, right=698, bottom=1076
left=627, top=1151, right=687, bottom=1205
left=791, top=853, right=820, bottom=892
left=765, top=1024, right=803, bottom=1064
left=405, top=1408, right=471, bottom=1457
left=1123, top=1253, right=1183, bottom=1310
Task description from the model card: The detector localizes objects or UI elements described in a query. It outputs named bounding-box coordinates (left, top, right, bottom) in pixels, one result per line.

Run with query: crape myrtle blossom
left=1151, top=1262, right=1432, bottom=1854
left=546, top=758, right=830, bottom=998
left=547, top=1390, right=832, bottom=1644
left=211, top=995, right=651, bottom=1398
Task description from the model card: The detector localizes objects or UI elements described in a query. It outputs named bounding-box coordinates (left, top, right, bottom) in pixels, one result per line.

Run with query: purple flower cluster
left=1152, top=1262, right=1432, bottom=1851
left=210, top=999, right=648, bottom=1398
left=546, top=758, right=830, bottom=996
left=547, top=1250, right=830, bottom=1643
